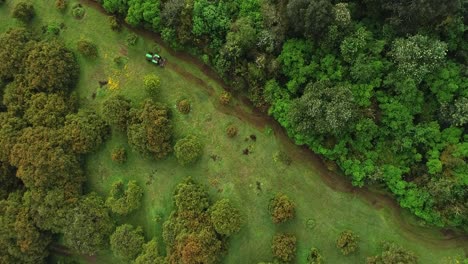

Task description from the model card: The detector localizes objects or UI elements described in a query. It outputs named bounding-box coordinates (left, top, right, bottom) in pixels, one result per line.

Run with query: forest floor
left=1, top=0, right=467, bottom=263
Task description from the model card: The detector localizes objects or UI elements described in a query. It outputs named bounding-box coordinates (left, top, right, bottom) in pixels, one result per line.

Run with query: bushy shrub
left=55, top=0, right=67, bottom=11
left=106, top=180, right=143, bottom=215
left=111, top=147, right=126, bottom=164
left=174, top=135, right=203, bottom=165
left=44, top=21, right=61, bottom=36
left=71, top=3, right=85, bottom=19
left=272, top=233, right=297, bottom=262
left=219, top=91, right=232, bottom=105
left=109, top=15, right=122, bottom=31
left=210, top=199, right=242, bottom=236
left=77, top=39, right=98, bottom=58
left=102, top=95, right=131, bottom=131
left=336, top=230, right=359, bottom=255
left=269, top=193, right=295, bottom=224
left=126, top=33, right=138, bottom=46
left=177, top=99, right=191, bottom=114
left=273, top=151, right=292, bottom=166
left=12, top=2, right=35, bottom=23
left=143, top=74, right=160, bottom=99
left=226, top=125, right=238, bottom=138
left=308, top=247, right=324, bottom=264
left=110, top=224, right=145, bottom=261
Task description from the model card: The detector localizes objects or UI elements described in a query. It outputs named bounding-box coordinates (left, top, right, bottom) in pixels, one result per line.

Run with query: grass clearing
left=1, top=1, right=467, bottom=263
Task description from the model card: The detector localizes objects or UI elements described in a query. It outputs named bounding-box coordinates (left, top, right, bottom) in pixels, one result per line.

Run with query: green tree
left=24, top=93, right=71, bottom=128
left=269, top=193, right=295, bottom=224
left=0, top=27, right=31, bottom=80
left=110, top=224, right=145, bottom=261
left=390, top=35, right=447, bottom=82
left=63, top=193, right=114, bottom=255
left=77, top=40, right=98, bottom=58
left=101, top=95, right=132, bottom=131
left=307, top=247, right=324, bottom=264
left=174, top=135, right=203, bottom=165
left=288, top=81, right=356, bottom=137
left=174, top=177, right=209, bottom=212
left=10, top=127, right=83, bottom=190
left=126, top=0, right=161, bottom=30
left=210, top=199, right=242, bottom=236
left=127, top=100, right=172, bottom=159
left=102, top=0, right=128, bottom=14
left=286, top=0, right=333, bottom=38
left=12, top=2, right=35, bottom=23
left=106, top=180, right=143, bottom=215
left=23, top=41, right=79, bottom=93
left=63, top=110, right=109, bottom=154
left=134, top=239, right=166, bottom=264
left=336, top=230, right=359, bottom=255
left=272, top=233, right=297, bottom=262
left=366, top=242, right=418, bottom=264
left=143, top=74, right=161, bottom=99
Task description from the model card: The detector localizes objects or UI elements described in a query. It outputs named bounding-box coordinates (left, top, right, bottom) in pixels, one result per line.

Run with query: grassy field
left=1, top=1, right=467, bottom=263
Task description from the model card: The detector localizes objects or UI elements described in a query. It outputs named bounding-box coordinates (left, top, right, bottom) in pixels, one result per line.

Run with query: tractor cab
left=145, top=52, right=166, bottom=67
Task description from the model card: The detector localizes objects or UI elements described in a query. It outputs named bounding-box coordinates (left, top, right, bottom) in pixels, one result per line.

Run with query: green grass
left=1, top=1, right=467, bottom=263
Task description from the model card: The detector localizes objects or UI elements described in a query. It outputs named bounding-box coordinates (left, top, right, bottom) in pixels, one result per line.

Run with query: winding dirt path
left=78, top=0, right=468, bottom=256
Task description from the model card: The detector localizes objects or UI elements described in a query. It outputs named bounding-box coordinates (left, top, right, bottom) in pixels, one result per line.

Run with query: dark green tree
left=269, top=193, right=295, bottom=224
left=0, top=27, right=31, bottom=80
left=63, top=193, right=115, bottom=255
left=272, top=233, right=297, bottom=262
left=106, top=180, right=143, bottom=215
left=12, top=2, right=35, bottom=23
left=289, top=81, right=356, bottom=137
left=63, top=110, right=109, bottom=154
left=110, top=224, right=145, bottom=261
left=287, top=0, right=333, bottom=38
left=210, top=199, right=242, bottom=236
left=336, top=230, right=359, bottom=255
left=24, top=93, right=71, bottom=128
left=102, top=95, right=132, bottom=131
left=23, top=41, right=79, bottom=93
left=127, top=100, right=172, bottom=159
left=174, top=135, right=203, bottom=165
left=366, top=242, right=418, bottom=264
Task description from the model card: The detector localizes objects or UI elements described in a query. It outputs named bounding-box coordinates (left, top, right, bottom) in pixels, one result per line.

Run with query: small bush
left=126, top=33, right=138, bottom=46
left=174, top=135, right=203, bottom=165
left=71, top=3, right=85, bottom=19
left=273, top=151, right=292, bottom=166
left=177, top=99, right=191, bottom=114
left=272, top=233, right=297, bottom=262
left=44, top=21, right=61, bottom=36
left=143, top=74, right=160, bottom=98
left=113, top=55, right=128, bottom=67
left=219, top=91, right=232, bottom=105
left=226, top=125, right=238, bottom=138
left=12, top=2, right=35, bottom=23
left=55, top=0, right=66, bottom=11
left=307, top=247, right=324, bottom=264
left=336, top=230, right=359, bottom=255
left=109, top=16, right=121, bottom=31
left=269, top=193, right=295, bottom=224
left=111, top=147, right=126, bottom=164
left=77, top=39, right=98, bottom=58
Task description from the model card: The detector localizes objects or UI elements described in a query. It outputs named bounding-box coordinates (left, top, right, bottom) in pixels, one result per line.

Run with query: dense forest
left=0, top=0, right=467, bottom=263
left=91, top=0, right=468, bottom=230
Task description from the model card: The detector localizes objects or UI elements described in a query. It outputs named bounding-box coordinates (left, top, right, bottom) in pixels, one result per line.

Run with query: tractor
left=145, top=52, right=167, bottom=67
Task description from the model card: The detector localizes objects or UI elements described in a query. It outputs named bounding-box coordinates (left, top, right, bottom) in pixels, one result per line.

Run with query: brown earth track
left=78, top=0, right=468, bottom=254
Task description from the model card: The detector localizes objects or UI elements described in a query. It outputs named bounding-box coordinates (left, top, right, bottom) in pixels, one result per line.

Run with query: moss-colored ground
left=1, top=1, right=467, bottom=263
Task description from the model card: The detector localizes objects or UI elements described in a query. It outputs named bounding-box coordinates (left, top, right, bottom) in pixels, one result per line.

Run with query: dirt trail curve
left=80, top=0, right=468, bottom=255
